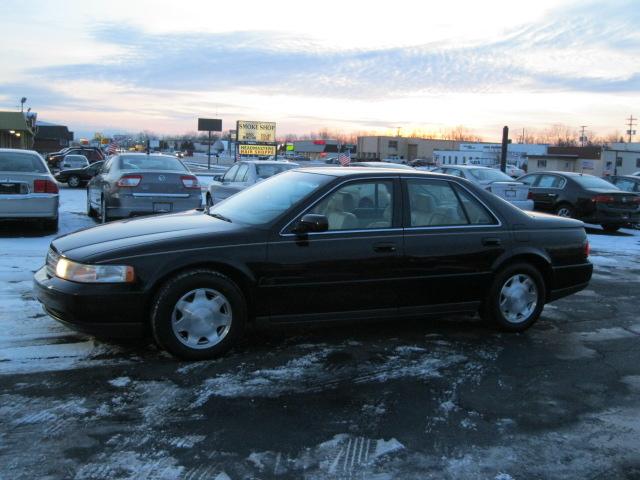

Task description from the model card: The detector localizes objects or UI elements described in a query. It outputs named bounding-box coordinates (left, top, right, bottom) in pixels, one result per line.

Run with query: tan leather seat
left=326, top=194, right=358, bottom=230
left=411, top=194, right=435, bottom=226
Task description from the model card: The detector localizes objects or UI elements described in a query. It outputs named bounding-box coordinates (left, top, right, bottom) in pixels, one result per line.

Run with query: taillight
left=181, top=175, right=200, bottom=189
left=527, top=191, right=534, bottom=200
left=117, top=174, right=142, bottom=187
left=584, top=239, right=590, bottom=257
left=33, top=179, right=59, bottom=194
left=631, top=196, right=640, bottom=204
left=592, top=194, right=615, bottom=204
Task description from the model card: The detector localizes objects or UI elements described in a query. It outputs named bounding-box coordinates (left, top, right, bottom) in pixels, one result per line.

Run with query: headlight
left=55, top=258, right=135, bottom=283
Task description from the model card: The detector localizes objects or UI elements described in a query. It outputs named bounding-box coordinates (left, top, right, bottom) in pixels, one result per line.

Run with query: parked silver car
left=206, top=160, right=298, bottom=207
left=87, top=153, right=202, bottom=223
left=60, top=154, right=89, bottom=171
left=0, top=148, right=59, bottom=231
left=433, top=165, right=534, bottom=210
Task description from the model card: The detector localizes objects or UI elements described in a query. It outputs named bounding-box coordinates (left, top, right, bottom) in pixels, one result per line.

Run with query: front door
left=400, top=177, right=509, bottom=314
left=264, top=178, right=404, bottom=322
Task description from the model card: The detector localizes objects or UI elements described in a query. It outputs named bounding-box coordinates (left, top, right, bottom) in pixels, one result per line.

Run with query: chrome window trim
left=279, top=176, right=398, bottom=237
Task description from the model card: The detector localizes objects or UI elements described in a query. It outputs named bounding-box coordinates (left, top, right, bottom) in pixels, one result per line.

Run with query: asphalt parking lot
left=1, top=188, right=640, bottom=479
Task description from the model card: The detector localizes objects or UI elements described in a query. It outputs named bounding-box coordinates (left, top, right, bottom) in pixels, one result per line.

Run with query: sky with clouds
left=1, top=0, right=638, bottom=141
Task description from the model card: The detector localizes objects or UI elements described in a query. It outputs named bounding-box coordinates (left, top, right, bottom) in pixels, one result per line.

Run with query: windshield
left=119, top=155, right=187, bottom=171
left=209, top=170, right=333, bottom=225
left=573, top=175, right=620, bottom=190
left=468, top=168, right=513, bottom=182
left=0, top=152, right=47, bottom=173
left=256, top=163, right=296, bottom=179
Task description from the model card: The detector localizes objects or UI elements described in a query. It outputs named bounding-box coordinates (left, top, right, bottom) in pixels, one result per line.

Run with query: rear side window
left=538, top=175, right=566, bottom=188
left=454, top=186, right=498, bottom=225
left=0, top=152, right=47, bottom=173
left=519, top=175, right=538, bottom=186
left=406, top=179, right=468, bottom=227
left=235, top=163, right=250, bottom=182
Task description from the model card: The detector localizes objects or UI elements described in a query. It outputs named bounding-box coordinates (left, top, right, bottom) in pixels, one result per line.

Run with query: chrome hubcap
left=69, top=176, right=79, bottom=187
left=171, top=288, right=232, bottom=349
left=557, top=207, right=571, bottom=217
left=499, top=274, right=538, bottom=324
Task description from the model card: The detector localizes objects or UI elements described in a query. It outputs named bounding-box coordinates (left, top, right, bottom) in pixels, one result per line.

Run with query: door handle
left=373, top=243, right=397, bottom=253
left=482, top=237, right=501, bottom=247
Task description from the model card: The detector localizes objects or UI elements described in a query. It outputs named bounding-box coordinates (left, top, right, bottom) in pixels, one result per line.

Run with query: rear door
left=530, top=174, right=566, bottom=211
left=400, top=177, right=508, bottom=313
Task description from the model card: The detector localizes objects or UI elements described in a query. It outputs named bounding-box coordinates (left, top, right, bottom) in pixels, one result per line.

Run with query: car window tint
left=538, top=175, right=565, bottom=188
left=311, top=180, right=394, bottom=231
left=0, top=152, right=47, bottom=173
left=519, top=175, right=537, bottom=186
left=223, top=164, right=239, bottom=182
left=406, top=179, right=468, bottom=227
left=613, top=178, right=636, bottom=192
left=235, top=164, right=250, bottom=182
left=468, top=168, right=513, bottom=182
left=447, top=169, right=464, bottom=178
left=454, top=186, right=498, bottom=225
left=119, top=155, right=186, bottom=171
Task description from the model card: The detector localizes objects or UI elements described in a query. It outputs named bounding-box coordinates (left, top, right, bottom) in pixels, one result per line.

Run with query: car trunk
left=488, top=181, right=529, bottom=201
left=0, top=172, right=53, bottom=195
left=123, top=170, right=191, bottom=195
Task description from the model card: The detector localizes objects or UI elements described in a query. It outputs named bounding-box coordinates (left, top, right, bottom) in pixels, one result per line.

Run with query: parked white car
left=432, top=165, right=534, bottom=210
left=0, top=148, right=59, bottom=231
left=206, top=160, right=299, bottom=207
left=506, top=164, right=526, bottom=178
left=59, top=154, right=89, bottom=171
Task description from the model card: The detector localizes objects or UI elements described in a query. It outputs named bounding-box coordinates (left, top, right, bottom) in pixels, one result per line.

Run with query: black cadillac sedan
left=34, top=168, right=593, bottom=360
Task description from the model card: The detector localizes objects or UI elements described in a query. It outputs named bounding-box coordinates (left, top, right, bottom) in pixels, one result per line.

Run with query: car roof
left=294, top=166, right=447, bottom=177
left=0, top=148, right=40, bottom=154
left=530, top=171, right=595, bottom=177
left=439, top=165, right=493, bottom=170
left=239, top=160, right=297, bottom=165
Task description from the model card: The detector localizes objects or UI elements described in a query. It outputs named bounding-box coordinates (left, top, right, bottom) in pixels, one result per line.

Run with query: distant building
left=292, top=140, right=340, bottom=160
left=601, top=143, right=640, bottom=176
left=434, top=143, right=548, bottom=167
left=0, top=111, right=36, bottom=149
left=33, top=121, right=74, bottom=153
left=527, top=146, right=605, bottom=176
left=357, top=136, right=458, bottom=162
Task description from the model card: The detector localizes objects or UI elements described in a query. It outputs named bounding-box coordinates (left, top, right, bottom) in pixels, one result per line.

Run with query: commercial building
left=601, top=143, right=640, bottom=176
left=0, top=111, right=36, bottom=149
left=526, top=146, right=605, bottom=176
left=356, top=136, right=458, bottom=162
left=33, top=121, right=74, bottom=153
left=292, top=140, right=341, bottom=160
left=434, top=143, right=547, bottom=167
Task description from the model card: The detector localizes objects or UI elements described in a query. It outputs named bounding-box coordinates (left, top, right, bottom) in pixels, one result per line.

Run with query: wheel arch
left=491, top=249, right=553, bottom=298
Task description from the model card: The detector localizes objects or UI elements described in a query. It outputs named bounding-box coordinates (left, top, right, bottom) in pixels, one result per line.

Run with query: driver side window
left=310, top=180, right=394, bottom=231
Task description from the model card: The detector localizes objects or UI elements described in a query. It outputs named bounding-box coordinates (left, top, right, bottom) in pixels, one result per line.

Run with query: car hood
left=52, top=210, right=260, bottom=262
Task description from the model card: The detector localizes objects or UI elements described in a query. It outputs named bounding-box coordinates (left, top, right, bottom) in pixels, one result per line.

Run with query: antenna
left=579, top=125, right=588, bottom=147
left=626, top=115, right=637, bottom=143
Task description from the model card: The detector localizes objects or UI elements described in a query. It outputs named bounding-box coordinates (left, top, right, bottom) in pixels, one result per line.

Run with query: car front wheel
left=68, top=175, right=81, bottom=188
left=150, top=269, right=247, bottom=360
left=481, top=263, right=545, bottom=332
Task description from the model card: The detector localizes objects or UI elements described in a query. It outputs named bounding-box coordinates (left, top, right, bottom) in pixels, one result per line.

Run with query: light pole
left=20, top=97, right=27, bottom=113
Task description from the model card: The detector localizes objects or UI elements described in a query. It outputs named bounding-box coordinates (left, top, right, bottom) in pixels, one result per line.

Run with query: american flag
left=338, top=152, right=350, bottom=166
left=106, top=140, right=118, bottom=155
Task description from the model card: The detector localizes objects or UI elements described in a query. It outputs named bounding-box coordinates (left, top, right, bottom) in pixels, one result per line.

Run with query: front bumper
left=33, top=266, right=147, bottom=337
left=0, top=194, right=58, bottom=219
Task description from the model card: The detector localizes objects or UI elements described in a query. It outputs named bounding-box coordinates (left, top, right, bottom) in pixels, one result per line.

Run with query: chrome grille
left=46, top=248, right=60, bottom=278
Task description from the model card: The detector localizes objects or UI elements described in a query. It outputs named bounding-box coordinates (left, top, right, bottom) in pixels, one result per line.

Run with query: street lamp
left=20, top=97, right=27, bottom=113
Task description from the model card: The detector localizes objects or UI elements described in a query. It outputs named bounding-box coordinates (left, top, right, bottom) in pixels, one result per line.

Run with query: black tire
left=481, top=262, right=545, bottom=332
left=87, top=191, right=96, bottom=218
left=68, top=175, right=81, bottom=188
left=41, top=216, right=59, bottom=233
left=602, top=224, right=620, bottom=233
left=150, top=269, right=247, bottom=360
left=100, top=197, right=109, bottom=224
left=555, top=203, right=574, bottom=218
left=206, top=193, right=213, bottom=208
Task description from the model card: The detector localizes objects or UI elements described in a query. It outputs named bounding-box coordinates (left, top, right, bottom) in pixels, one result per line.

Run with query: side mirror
left=293, top=214, right=328, bottom=234
left=213, top=175, right=223, bottom=182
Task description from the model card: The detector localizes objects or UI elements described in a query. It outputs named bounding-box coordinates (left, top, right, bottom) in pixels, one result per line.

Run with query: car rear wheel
left=86, top=192, right=96, bottom=218
left=481, top=263, right=545, bottom=332
left=555, top=203, right=574, bottom=218
left=67, top=175, right=81, bottom=188
left=602, top=224, right=620, bottom=233
left=150, top=269, right=246, bottom=360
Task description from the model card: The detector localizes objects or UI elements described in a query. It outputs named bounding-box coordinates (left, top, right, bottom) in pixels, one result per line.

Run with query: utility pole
left=626, top=115, right=637, bottom=143
left=579, top=125, right=588, bottom=147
